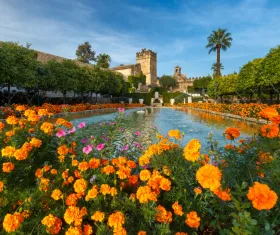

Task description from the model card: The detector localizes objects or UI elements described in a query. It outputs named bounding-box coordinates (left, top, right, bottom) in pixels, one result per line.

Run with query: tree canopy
left=76, top=42, right=96, bottom=64
left=96, top=53, right=111, bottom=68
left=159, top=75, right=177, bottom=88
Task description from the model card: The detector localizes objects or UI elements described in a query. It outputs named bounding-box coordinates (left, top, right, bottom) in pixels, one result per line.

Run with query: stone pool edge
left=169, top=106, right=271, bottom=124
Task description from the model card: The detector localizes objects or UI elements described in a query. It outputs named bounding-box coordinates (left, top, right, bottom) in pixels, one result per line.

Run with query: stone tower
left=136, top=48, right=157, bottom=85
left=174, top=65, right=181, bottom=76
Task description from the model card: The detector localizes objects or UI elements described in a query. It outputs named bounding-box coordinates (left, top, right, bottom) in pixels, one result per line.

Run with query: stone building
left=172, top=66, right=195, bottom=92
left=111, top=48, right=157, bottom=85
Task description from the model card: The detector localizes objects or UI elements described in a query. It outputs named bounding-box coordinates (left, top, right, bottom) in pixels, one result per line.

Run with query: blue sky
left=0, top=0, right=280, bottom=77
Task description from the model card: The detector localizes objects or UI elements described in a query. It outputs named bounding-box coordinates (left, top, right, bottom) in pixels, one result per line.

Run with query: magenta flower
left=135, top=131, right=141, bottom=136
left=83, top=145, right=92, bottom=154
left=134, top=142, right=141, bottom=148
left=90, top=135, right=95, bottom=140
left=121, top=144, right=129, bottom=151
left=78, top=122, right=86, bottom=129
left=56, top=129, right=66, bottom=138
left=118, top=108, right=125, bottom=113
left=68, top=126, right=76, bottom=134
left=96, top=143, right=105, bottom=151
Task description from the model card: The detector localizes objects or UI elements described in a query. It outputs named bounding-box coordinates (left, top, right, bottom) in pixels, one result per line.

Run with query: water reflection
left=71, top=107, right=259, bottom=149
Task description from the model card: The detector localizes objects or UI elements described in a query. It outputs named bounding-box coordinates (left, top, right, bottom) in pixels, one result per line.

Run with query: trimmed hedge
left=149, top=87, right=168, bottom=95
left=128, top=74, right=146, bottom=87
left=124, top=93, right=153, bottom=105
left=162, top=92, right=182, bottom=103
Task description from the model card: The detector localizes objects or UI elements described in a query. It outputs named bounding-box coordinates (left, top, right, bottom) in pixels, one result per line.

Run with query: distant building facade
left=111, top=48, right=157, bottom=85
left=172, top=66, right=195, bottom=92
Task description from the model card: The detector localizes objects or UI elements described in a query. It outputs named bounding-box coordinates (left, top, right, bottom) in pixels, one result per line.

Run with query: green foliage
left=207, top=74, right=238, bottom=97
left=128, top=74, right=146, bottom=88
left=211, top=63, right=224, bottom=78
left=75, top=41, right=96, bottom=63
left=0, top=42, right=38, bottom=100
left=159, top=75, right=177, bottom=88
left=258, top=45, right=280, bottom=87
left=193, top=76, right=212, bottom=93
left=96, top=53, right=111, bottom=68
left=149, top=87, right=168, bottom=95
left=124, top=92, right=153, bottom=105
left=237, top=58, right=263, bottom=94
left=162, top=92, right=182, bottom=103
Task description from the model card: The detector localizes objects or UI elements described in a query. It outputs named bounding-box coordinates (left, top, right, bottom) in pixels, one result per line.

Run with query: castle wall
left=112, top=68, right=133, bottom=81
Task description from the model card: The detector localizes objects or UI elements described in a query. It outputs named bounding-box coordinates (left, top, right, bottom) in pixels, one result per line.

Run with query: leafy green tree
left=96, top=53, right=111, bottom=68
left=43, top=60, right=78, bottom=103
left=0, top=42, right=38, bottom=103
left=159, top=75, right=177, bottom=88
left=237, top=58, right=263, bottom=101
left=211, top=63, right=224, bottom=77
left=76, top=42, right=96, bottom=64
left=258, top=45, right=280, bottom=103
left=73, top=66, right=91, bottom=101
left=193, top=75, right=212, bottom=93
left=206, top=28, right=233, bottom=77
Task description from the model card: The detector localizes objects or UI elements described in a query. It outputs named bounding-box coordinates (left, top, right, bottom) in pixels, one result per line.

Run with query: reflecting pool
left=71, top=107, right=259, bottom=148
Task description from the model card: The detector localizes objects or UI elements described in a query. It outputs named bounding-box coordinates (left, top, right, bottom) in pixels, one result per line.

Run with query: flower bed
left=0, top=107, right=280, bottom=234
left=0, top=103, right=145, bottom=119
left=170, top=103, right=280, bottom=119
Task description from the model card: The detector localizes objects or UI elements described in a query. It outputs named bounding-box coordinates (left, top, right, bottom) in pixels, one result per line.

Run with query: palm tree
left=211, top=62, right=224, bottom=77
left=206, top=28, right=232, bottom=77
left=96, top=53, right=111, bottom=68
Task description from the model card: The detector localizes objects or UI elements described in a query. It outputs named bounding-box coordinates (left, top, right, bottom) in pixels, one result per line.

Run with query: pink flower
left=90, top=136, right=94, bottom=140
left=78, top=122, right=86, bottom=129
left=68, top=126, right=76, bottom=134
left=121, top=144, right=129, bottom=151
left=118, top=108, right=125, bottom=113
left=135, top=131, right=141, bottom=136
left=56, top=129, right=66, bottom=138
left=83, top=145, right=92, bottom=154
left=96, top=143, right=105, bottom=151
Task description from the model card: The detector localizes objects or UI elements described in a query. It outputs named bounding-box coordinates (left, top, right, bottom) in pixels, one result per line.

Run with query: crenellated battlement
left=136, top=48, right=157, bottom=59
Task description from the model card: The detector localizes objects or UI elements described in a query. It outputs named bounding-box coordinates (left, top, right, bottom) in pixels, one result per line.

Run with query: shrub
left=162, top=92, right=182, bottom=103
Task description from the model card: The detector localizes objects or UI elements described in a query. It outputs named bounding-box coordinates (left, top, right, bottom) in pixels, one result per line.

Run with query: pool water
left=71, top=107, right=258, bottom=148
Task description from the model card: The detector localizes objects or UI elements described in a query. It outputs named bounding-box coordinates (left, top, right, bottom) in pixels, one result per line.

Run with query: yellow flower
left=168, top=129, right=181, bottom=139
left=196, top=164, right=222, bottom=191
left=183, top=139, right=201, bottom=162
left=91, top=211, right=105, bottom=222
left=51, top=189, right=63, bottom=200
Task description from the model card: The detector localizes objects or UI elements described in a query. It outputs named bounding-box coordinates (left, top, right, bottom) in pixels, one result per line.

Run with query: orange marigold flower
left=247, top=182, right=278, bottom=210
left=172, top=201, right=184, bottom=216
left=35, top=168, right=43, bottom=178
left=0, top=122, right=5, bottom=132
left=185, top=211, right=200, bottom=228
left=3, top=162, right=15, bottom=173
left=5, top=130, right=15, bottom=137
left=15, top=105, right=26, bottom=112
left=85, top=185, right=98, bottom=201
left=91, top=211, right=105, bottom=222
left=0, top=181, right=4, bottom=192
left=160, top=178, right=171, bottom=191
left=14, top=148, right=29, bottom=160
left=102, top=165, right=115, bottom=175
left=128, top=175, right=139, bottom=185
left=50, top=169, right=57, bottom=175
left=1, top=146, right=16, bottom=157
left=24, top=109, right=36, bottom=117
left=126, top=160, right=137, bottom=168
left=110, top=187, right=118, bottom=197
left=213, top=187, right=232, bottom=201
left=89, top=158, right=101, bottom=168
left=183, top=139, right=201, bottom=162
left=30, top=138, right=42, bottom=148
left=57, top=145, right=69, bottom=155
left=72, top=159, right=79, bottom=166
left=51, top=189, right=63, bottom=200
left=155, top=205, right=173, bottom=223
left=78, top=161, right=89, bottom=171
left=168, top=129, right=181, bottom=139
left=225, top=144, right=235, bottom=150
left=100, top=184, right=111, bottom=195
left=65, top=226, right=82, bottom=235
left=38, top=109, right=49, bottom=116
left=74, top=178, right=88, bottom=194
left=138, top=231, right=147, bottom=235
left=6, top=116, right=19, bottom=125
left=139, top=169, right=151, bottom=181
left=196, top=164, right=222, bottom=191
left=83, top=224, right=93, bottom=235
left=3, top=212, right=24, bottom=232
left=259, top=107, right=279, bottom=120
left=260, top=124, right=279, bottom=138
left=113, top=227, right=127, bottom=235
left=64, top=206, right=87, bottom=226
left=116, top=166, right=131, bottom=179
left=224, top=127, right=240, bottom=140
left=66, top=193, right=79, bottom=206
left=41, top=214, right=62, bottom=234
left=194, top=187, right=202, bottom=195
left=108, top=211, right=125, bottom=229
left=271, top=115, right=280, bottom=125
left=175, top=233, right=188, bottom=235
left=40, top=122, right=53, bottom=135
left=136, top=186, right=157, bottom=203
